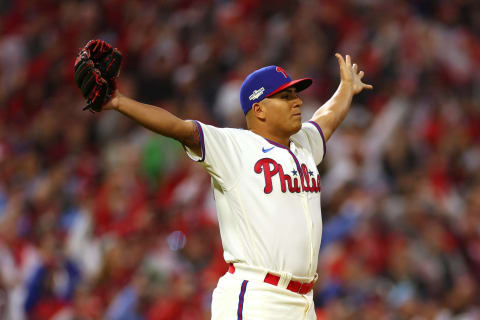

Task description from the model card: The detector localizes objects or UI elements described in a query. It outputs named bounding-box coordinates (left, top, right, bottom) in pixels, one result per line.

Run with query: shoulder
left=292, top=122, right=325, bottom=141
left=290, top=123, right=312, bottom=145
left=197, top=122, right=252, bottom=137
left=291, top=121, right=327, bottom=164
left=195, top=122, right=258, bottom=147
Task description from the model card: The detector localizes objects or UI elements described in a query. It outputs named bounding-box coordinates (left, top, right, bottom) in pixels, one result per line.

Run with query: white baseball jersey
left=185, top=121, right=326, bottom=278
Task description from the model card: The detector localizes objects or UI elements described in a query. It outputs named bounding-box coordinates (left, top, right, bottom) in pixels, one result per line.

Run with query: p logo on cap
left=239, top=66, right=312, bottom=115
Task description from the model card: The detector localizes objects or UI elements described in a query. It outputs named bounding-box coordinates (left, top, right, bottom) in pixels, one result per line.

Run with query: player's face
left=262, top=88, right=303, bottom=135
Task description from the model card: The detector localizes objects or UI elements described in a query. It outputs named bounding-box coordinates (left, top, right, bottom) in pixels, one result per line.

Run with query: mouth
left=293, top=113, right=302, bottom=117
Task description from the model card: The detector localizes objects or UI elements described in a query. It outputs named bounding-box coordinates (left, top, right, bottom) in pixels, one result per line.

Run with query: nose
left=293, top=96, right=303, bottom=109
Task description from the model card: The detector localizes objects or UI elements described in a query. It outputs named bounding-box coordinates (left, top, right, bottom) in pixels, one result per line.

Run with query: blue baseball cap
left=239, top=66, right=312, bottom=115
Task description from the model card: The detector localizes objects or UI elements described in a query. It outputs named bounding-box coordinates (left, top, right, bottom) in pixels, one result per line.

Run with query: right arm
left=105, top=91, right=201, bottom=154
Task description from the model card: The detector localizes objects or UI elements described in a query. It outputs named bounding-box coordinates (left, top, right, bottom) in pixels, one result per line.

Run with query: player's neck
left=250, top=129, right=290, bottom=147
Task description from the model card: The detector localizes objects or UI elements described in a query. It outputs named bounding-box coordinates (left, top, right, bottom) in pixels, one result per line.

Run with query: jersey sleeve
left=295, top=121, right=327, bottom=165
left=183, top=120, right=242, bottom=189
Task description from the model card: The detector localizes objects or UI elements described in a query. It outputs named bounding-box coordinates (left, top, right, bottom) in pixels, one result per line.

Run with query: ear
left=252, top=102, right=266, bottom=120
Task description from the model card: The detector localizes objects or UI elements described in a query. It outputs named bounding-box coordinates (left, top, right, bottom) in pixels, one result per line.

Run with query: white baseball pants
left=211, top=266, right=317, bottom=320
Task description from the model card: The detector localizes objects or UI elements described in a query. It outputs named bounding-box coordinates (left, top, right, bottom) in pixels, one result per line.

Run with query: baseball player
left=74, top=41, right=372, bottom=319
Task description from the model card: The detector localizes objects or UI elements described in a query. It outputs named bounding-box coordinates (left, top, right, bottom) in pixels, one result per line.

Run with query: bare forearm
left=311, top=81, right=354, bottom=141
left=110, top=94, right=199, bottom=150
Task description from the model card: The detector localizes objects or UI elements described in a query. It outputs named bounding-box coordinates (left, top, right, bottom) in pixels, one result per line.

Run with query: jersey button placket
left=290, top=144, right=315, bottom=276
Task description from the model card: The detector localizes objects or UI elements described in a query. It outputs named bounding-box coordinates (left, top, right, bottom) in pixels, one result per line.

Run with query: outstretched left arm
left=310, top=54, right=373, bottom=141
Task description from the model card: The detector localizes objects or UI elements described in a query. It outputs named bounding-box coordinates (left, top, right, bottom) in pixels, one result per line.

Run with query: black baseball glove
left=74, top=40, right=123, bottom=112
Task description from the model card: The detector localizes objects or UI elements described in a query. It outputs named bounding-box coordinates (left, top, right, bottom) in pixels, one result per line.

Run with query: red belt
left=228, top=263, right=314, bottom=295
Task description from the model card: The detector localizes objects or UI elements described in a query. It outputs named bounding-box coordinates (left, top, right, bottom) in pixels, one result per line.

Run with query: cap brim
left=266, top=78, right=313, bottom=97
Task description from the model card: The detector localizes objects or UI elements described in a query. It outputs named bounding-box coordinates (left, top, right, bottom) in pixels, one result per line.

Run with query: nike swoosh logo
left=262, top=146, right=274, bottom=153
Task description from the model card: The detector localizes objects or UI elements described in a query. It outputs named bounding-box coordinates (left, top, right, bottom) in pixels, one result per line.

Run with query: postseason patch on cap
left=249, top=87, right=265, bottom=101
left=239, top=66, right=312, bottom=115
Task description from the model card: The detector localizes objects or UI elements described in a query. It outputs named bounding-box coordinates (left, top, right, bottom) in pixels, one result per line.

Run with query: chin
left=290, top=122, right=302, bottom=135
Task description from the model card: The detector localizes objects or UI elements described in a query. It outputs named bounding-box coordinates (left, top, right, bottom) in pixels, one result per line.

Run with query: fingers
left=361, top=80, right=373, bottom=90
left=335, top=53, right=355, bottom=70
left=335, top=53, right=372, bottom=90
left=335, top=53, right=345, bottom=66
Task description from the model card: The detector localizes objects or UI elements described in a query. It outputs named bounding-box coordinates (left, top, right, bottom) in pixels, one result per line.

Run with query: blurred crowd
left=1, top=0, right=480, bottom=319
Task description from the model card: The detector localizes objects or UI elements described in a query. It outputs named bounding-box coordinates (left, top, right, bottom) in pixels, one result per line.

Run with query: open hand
left=335, top=53, right=373, bottom=94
